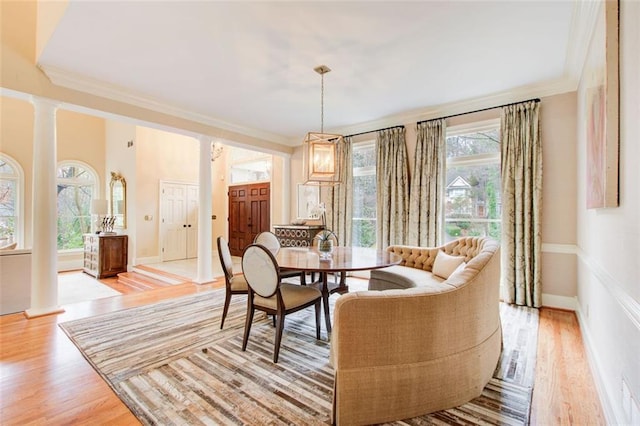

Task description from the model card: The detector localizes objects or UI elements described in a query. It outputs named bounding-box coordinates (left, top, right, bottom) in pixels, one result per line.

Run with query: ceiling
left=38, top=1, right=588, bottom=147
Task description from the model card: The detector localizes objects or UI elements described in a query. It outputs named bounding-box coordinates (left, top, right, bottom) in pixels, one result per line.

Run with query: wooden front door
left=228, top=182, right=270, bottom=256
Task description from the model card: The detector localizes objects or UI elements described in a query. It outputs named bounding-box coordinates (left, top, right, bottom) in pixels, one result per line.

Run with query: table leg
left=321, top=272, right=331, bottom=333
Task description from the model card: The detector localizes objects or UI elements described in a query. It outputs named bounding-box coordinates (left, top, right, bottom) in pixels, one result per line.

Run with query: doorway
left=228, top=182, right=270, bottom=256
left=160, top=182, right=199, bottom=261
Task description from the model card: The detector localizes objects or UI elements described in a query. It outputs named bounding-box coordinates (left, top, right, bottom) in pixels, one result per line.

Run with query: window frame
left=56, top=160, right=100, bottom=252
left=0, top=153, right=25, bottom=247
left=351, top=139, right=377, bottom=248
left=443, top=118, right=501, bottom=243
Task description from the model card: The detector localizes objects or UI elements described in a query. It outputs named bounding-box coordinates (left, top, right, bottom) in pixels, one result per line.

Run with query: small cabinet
left=83, top=234, right=128, bottom=278
left=273, top=225, right=325, bottom=247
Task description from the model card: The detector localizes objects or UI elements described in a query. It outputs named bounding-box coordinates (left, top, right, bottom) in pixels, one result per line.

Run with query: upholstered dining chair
left=254, top=231, right=307, bottom=285
left=217, top=236, right=249, bottom=329
left=241, top=243, right=322, bottom=363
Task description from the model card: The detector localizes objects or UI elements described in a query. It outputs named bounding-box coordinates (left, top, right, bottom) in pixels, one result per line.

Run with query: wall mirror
left=109, top=171, right=127, bottom=229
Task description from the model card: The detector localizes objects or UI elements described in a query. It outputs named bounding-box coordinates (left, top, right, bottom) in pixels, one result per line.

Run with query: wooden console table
left=273, top=225, right=324, bottom=247
left=83, top=234, right=128, bottom=278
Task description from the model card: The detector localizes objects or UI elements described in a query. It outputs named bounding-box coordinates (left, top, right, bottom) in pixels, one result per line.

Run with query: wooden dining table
left=275, top=246, right=402, bottom=333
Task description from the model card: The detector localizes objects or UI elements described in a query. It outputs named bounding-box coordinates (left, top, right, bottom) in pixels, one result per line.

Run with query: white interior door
left=186, top=185, right=199, bottom=258
left=161, top=183, right=188, bottom=261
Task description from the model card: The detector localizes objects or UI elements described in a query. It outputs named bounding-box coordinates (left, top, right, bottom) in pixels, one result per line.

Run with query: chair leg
left=300, top=272, right=307, bottom=286
left=273, top=313, right=285, bottom=363
left=220, top=291, right=232, bottom=329
left=242, top=305, right=255, bottom=352
left=314, top=299, right=321, bottom=340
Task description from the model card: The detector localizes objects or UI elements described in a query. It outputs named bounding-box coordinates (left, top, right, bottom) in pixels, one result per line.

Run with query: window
left=57, top=162, right=98, bottom=250
left=444, top=120, right=501, bottom=242
left=0, top=154, right=23, bottom=246
left=351, top=140, right=377, bottom=247
left=229, top=147, right=272, bottom=184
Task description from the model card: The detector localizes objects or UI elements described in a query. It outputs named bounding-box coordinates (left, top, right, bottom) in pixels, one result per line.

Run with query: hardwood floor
left=0, top=280, right=605, bottom=425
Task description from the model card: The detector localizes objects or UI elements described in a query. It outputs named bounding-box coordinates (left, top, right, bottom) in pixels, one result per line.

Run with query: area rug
left=60, top=287, right=539, bottom=425
left=58, top=272, right=121, bottom=305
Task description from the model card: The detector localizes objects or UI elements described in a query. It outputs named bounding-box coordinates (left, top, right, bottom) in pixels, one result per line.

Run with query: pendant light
left=303, top=65, right=343, bottom=185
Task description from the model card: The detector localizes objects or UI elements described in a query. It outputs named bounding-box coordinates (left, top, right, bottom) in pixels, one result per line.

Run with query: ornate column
left=25, top=97, right=64, bottom=318
left=195, top=135, right=214, bottom=284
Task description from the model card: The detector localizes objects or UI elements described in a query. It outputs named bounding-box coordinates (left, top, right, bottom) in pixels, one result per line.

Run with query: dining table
left=275, top=246, right=402, bottom=333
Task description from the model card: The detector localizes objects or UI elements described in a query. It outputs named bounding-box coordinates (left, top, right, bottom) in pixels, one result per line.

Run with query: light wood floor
left=0, top=279, right=605, bottom=425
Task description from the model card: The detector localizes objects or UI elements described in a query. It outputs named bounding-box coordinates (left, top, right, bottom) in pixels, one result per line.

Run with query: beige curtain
left=376, top=127, right=410, bottom=248
left=408, top=119, right=445, bottom=246
left=326, top=136, right=353, bottom=246
left=501, top=100, right=542, bottom=308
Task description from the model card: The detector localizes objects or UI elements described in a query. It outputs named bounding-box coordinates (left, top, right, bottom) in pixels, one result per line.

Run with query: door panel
left=162, top=183, right=188, bottom=261
left=186, top=185, right=199, bottom=258
left=228, top=183, right=270, bottom=256
left=161, top=182, right=199, bottom=261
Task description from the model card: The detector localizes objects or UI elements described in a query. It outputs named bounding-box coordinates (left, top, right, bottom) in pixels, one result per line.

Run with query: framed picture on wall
left=297, top=184, right=320, bottom=219
left=585, top=0, right=619, bottom=209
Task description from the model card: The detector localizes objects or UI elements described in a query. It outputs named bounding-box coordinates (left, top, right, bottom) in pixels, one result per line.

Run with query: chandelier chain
left=320, top=72, right=324, bottom=133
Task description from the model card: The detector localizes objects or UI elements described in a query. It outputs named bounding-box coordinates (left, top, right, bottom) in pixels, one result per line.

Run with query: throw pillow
left=432, top=250, right=465, bottom=279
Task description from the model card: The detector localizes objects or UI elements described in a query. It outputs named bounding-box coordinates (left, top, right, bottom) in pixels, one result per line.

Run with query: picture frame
left=297, top=184, right=320, bottom=219
left=584, top=0, right=619, bottom=209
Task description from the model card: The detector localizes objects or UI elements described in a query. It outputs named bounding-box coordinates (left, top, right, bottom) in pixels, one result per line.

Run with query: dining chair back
left=254, top=231, right=306, bottom=284
left=254, top=231, right=280, bottom=252
left=241, top=244, right=322, bottom=363
left=217, top=236, right=248, bottom=329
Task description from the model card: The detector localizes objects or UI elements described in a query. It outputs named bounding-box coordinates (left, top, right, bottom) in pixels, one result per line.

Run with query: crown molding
left=39, top=64, right=292, bottom=146
left=563, top=0, right=602, bottom=88
left=329, top=76, right=576, bottom=140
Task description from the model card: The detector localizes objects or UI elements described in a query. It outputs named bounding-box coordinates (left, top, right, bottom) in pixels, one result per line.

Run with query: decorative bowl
left=291, top=219, right=307, bottom=225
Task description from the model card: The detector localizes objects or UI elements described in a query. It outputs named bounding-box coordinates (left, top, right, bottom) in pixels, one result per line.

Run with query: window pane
left=0, top=179, right=17, bottom=239
left=352, top=142, right=377, bottom=248
left=445, top=127, right=501, bottom=243
left=446, top=129, right=500, bottom=159
left=57, top=164, right=95, bottom=250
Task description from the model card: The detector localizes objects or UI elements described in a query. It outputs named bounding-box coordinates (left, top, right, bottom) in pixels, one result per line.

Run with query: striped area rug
left=60, top=287, right=538, bottom=425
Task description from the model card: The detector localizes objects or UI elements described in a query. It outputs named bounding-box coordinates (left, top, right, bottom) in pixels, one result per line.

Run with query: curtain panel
left=408, top=119, right=446, bottom=246
left=327, top=136, right=353, bottom=246
left=376, top=127, right=410, bottom=248
left=500, top=100, right=542, bottom=308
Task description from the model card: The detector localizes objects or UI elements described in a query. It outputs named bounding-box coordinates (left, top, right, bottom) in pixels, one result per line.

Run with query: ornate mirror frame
left=109, top=172, right=127, bottom=229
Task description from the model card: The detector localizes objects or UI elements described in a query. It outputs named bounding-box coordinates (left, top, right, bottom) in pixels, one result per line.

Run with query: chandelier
left=303, top=65, right=343, bottom=186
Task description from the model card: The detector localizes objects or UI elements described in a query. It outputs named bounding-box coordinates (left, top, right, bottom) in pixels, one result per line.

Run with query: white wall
left=575, top=1, right=640, bottom=423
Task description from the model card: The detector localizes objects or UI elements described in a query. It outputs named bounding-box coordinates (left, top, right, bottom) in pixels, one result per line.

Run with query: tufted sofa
left=368, top=237, right=494, bottom=291
left=330, top=237, right=500, bottom=425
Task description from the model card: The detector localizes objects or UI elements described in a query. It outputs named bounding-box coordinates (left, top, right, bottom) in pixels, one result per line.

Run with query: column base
left=24, top=306, right=65, bottom=319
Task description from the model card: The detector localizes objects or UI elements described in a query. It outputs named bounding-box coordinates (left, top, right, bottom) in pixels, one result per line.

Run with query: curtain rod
left=346, top=125, right=405, bottom=139
left=347, top=98, right=542, bottom=138
left=417, top=97, right=541, bottom=125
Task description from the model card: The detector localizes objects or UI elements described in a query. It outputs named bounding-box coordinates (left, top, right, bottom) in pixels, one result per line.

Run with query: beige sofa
left=330, top=237, right=501, bottom=425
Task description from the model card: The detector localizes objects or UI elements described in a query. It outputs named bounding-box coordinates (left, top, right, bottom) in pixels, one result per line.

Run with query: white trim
left=541, top=293, right=577, bottom=311
left=576, top=303, right=623, bottom=426
left=334, top=77, right=576, bottom=140
left=39, top=64, right=290, bottom=146
left=58, top=259, right=82, bottom=272
left=446, top=118, right=501, bottom=137
left=576, top=248, right=640, bottom=331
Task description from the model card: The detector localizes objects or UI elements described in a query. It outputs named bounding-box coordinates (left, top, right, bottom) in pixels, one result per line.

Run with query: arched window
left=0, top=153, right=24, bottom=247
left=57, top=161, right=99, bottom=250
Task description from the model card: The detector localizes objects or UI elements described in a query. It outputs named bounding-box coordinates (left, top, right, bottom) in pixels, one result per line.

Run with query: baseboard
left=575, top=304, right=622, bottom=425
left=541, top=293, right=577, bottom=310
left=58, top=259, right=82, bottom=272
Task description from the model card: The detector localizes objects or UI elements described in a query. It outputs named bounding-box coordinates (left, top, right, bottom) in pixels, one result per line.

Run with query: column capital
left=31, top=96, right=62, bottom=110
left=197, top=134, right=213, bottom=144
